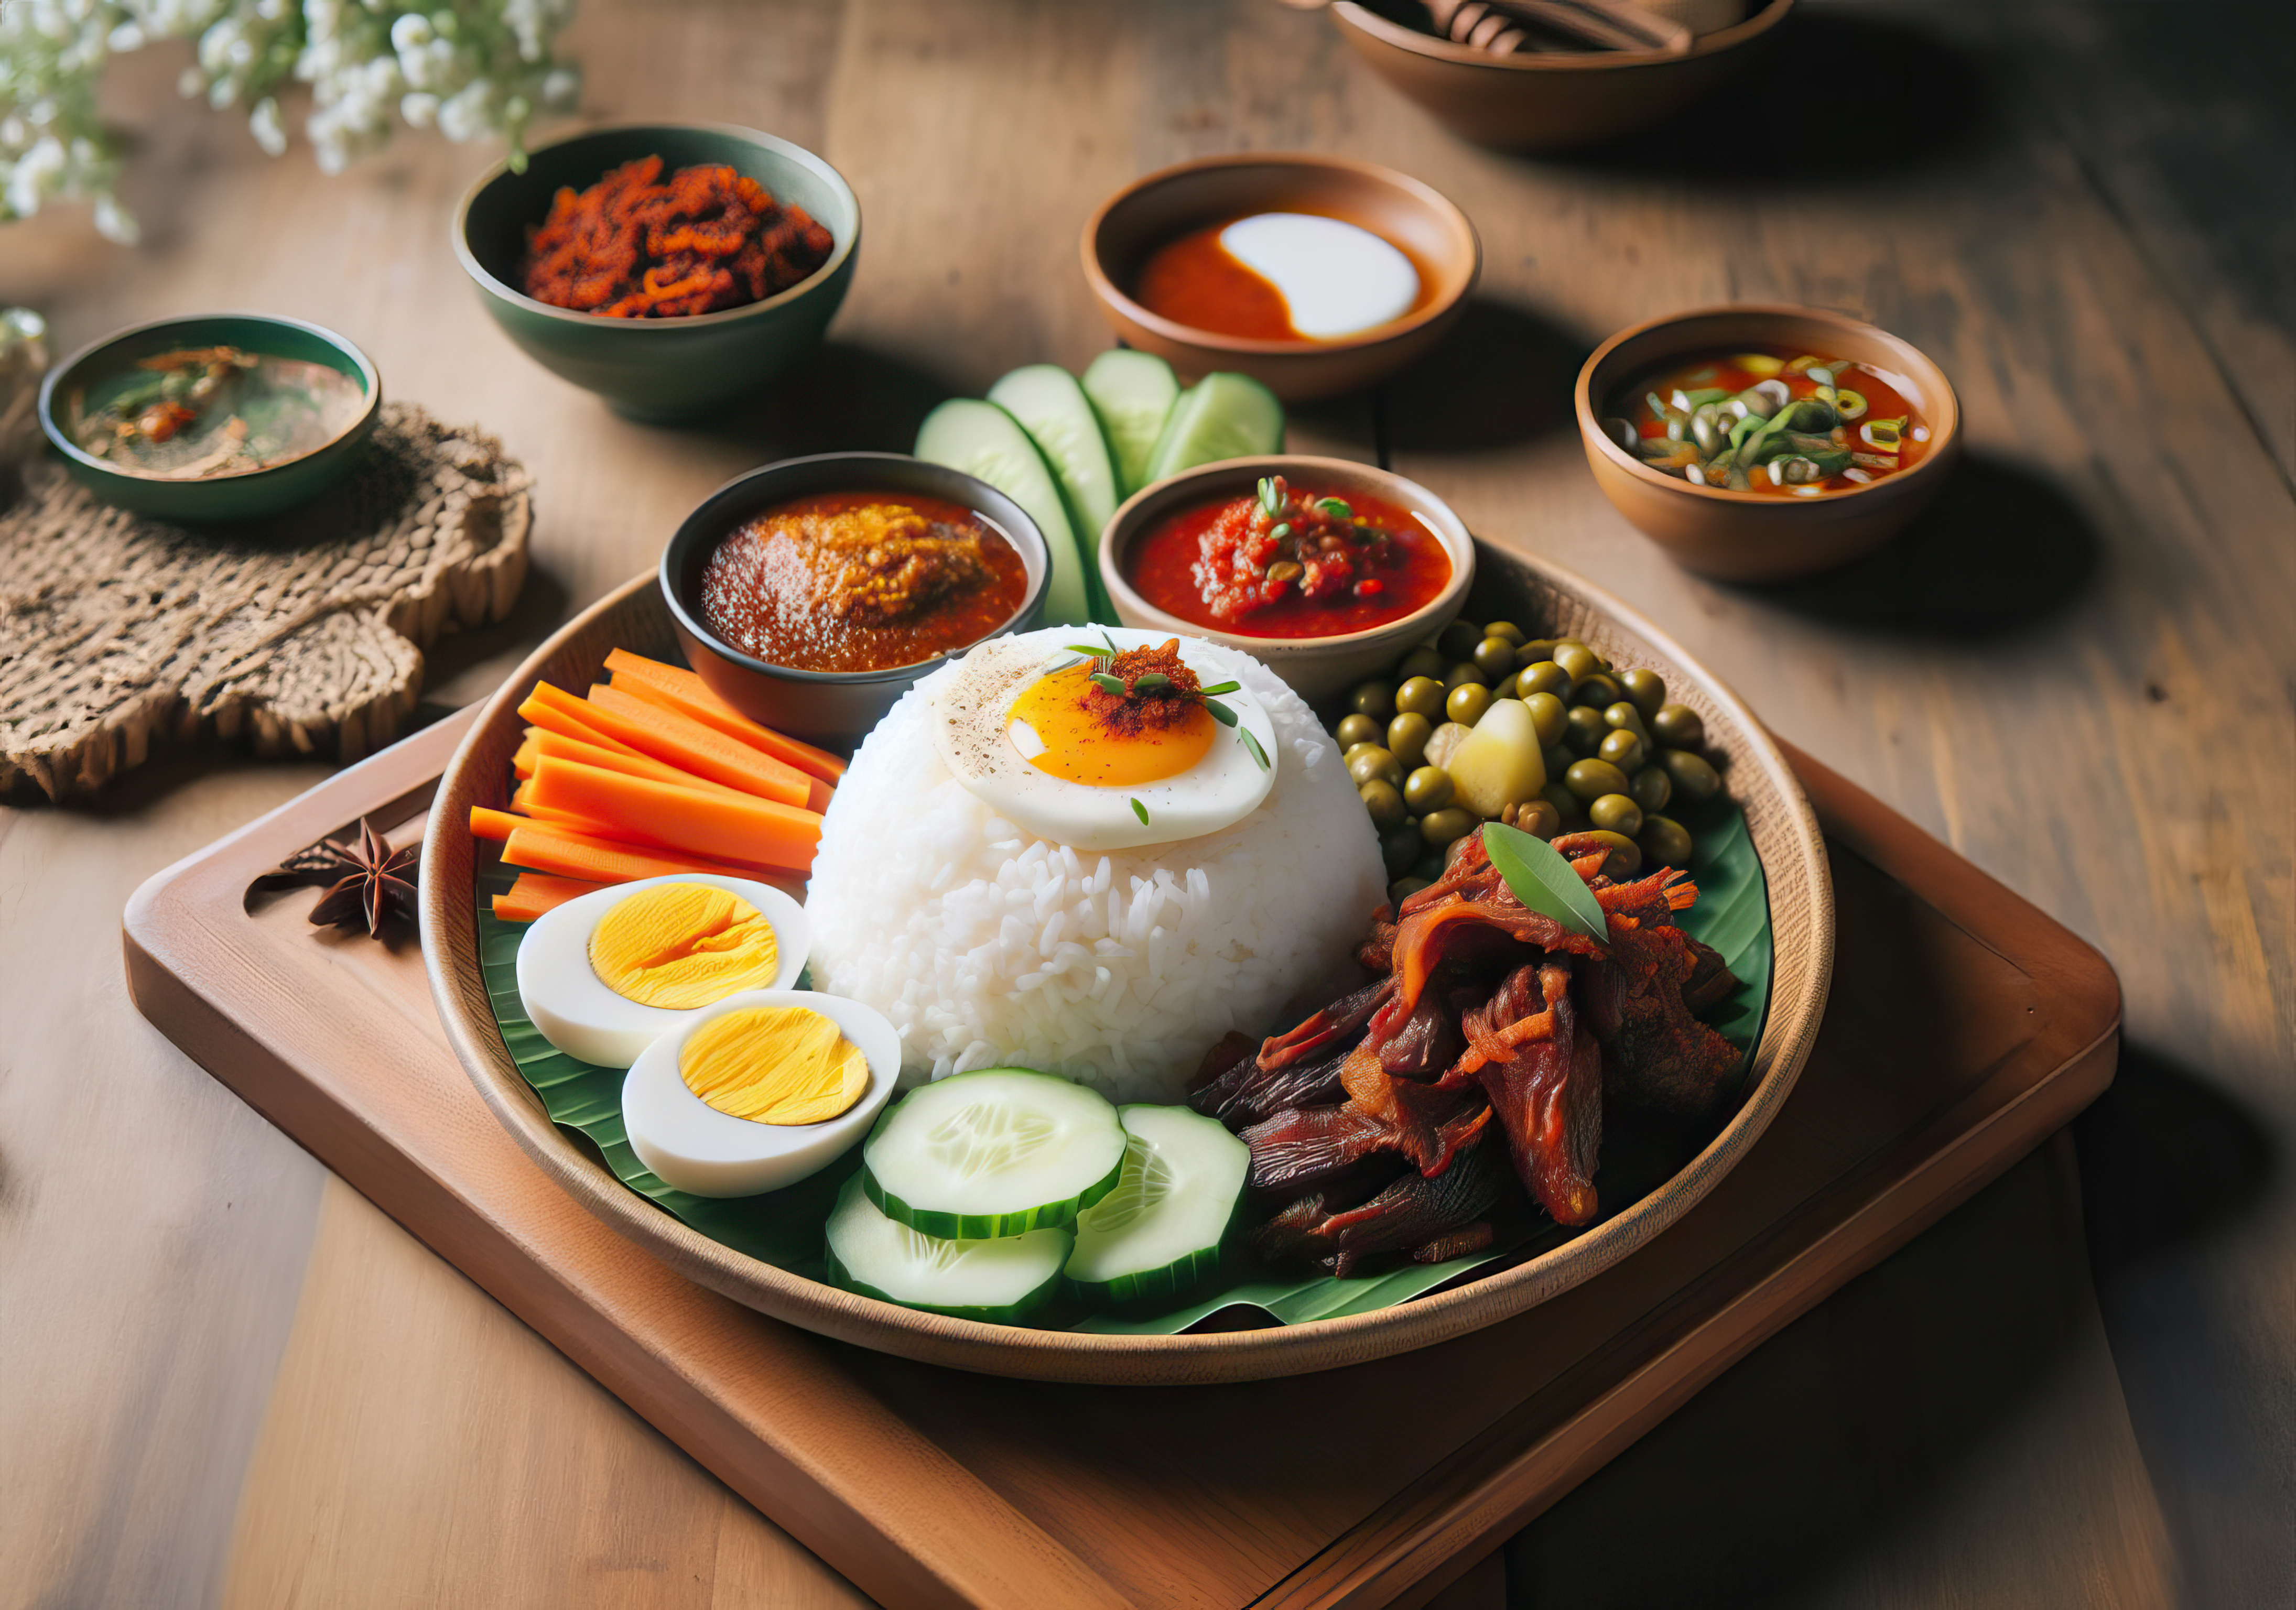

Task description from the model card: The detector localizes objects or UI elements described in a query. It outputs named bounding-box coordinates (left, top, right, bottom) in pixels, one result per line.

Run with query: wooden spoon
left=1273, top=0, right=1694, bottom=58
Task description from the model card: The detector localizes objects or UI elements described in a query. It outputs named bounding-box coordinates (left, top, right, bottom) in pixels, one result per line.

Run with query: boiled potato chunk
left=1423, top=720, right=1475, bottom=772
left=1447, top=698, right=1547, bottom=818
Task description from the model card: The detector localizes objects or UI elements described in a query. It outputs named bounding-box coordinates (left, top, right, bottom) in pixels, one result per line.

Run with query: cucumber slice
left=914, top=398, right=1091, bottom=626
left=824, top=1174, right=1069, bottom=1324
left=1081, top=349, right=1179, bottom=500
left=1066, top=1104, right=1249, bottom=1306
left=1142, top=371, right=1286, bottom=485
left=862, top=1067, right=1127, bottom=1239
left=987, top=365, right=1121, bottom=619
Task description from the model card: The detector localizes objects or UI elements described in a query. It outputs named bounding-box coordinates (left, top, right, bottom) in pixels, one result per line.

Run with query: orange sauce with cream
left=1133, top=215, right=1438, bottom=342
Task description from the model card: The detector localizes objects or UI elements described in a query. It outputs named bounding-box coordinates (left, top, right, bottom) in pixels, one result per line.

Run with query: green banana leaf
left=473, top=793, right=1769, bottom=1334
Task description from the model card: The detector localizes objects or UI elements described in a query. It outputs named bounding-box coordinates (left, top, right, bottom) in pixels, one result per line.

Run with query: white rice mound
left=805, top=635, right=1386, bottom=1104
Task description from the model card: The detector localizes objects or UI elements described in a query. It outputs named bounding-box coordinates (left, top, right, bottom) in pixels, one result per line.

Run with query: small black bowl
left=659, top=453, right=1052, bottom=745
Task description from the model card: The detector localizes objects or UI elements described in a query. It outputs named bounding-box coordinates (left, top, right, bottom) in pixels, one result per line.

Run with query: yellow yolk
left=678, top=1006, right=870, bottom=1125
left=589, top=883, right=779, bottom=1009
left=1006, top=663, right=1216, bottom=788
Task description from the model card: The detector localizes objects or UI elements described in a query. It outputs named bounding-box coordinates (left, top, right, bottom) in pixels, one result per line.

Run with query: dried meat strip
left=1253, top=1137, right=1511, bottom=1278
left=1472, top=961, right=1603, bottom=1226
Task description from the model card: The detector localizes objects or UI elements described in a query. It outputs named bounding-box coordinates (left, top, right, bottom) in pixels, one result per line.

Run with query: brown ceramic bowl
left=1099, top=455, right=1476, bottom=701
left=1328, top=0, right=1793, bottom=153
left=1080, top=154, right=1479, bottom=402
left=1576, top=304, right=1961, bottom=583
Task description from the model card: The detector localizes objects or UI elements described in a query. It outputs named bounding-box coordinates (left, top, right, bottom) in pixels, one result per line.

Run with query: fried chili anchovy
left=255, top=817, right=419, bottom=938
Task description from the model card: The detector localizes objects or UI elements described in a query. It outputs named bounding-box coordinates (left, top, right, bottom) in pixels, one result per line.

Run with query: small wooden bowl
left=1577, top=304, right=1962, bottom=583
left=1080, top=154, right=1480, bottom=401
left=1099, top=455, right=1476, bottom=701
left=423, top=545, right=1833, bottom=1385
left=1329, top=0, right=1794, bottom=153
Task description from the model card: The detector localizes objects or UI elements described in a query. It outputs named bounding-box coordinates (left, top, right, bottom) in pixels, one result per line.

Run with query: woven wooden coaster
left=1, top=403, right=531, bottom=801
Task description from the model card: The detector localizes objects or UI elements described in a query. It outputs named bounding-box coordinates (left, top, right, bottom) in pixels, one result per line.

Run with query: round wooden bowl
left=1577, top=304, right=1962, bottom=582
left=421, top=544, right=1833, bottom=1385
left=1080, top=153, right=1480, bottom=402
left=1328, top=0, right=1794, bottom=153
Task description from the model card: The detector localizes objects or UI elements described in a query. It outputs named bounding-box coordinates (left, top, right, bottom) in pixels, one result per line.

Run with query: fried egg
left=516, top=874, right=810, bottom=1068
left=927, top=626, right=1278, bottom=851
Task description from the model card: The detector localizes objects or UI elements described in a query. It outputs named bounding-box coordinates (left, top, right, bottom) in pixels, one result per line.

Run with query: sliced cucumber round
left=1081, top=349, right=1179, bottom=500
left=861, top=1067, right=1126, bottom=1239
left=824, top=1174, right=1069, bottom=1324
left=914, top=398, right=1090, bottom=626
left=1142, top=371, right=1286, bottom=485
left=1066, top=1104, right=1249, bottom=1306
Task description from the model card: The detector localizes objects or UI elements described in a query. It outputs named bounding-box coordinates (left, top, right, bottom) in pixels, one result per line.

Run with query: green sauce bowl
left=38, top=312, right=382, bottom=524
left=454, top=122, right=861, bottom=422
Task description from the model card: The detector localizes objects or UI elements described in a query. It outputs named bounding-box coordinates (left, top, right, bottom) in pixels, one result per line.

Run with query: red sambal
left=1124, top=476, right=1451, bottom=639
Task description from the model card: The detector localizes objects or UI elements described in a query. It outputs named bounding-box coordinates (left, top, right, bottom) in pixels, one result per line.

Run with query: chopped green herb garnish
left=1315, top=497, right=1352, bottom=519
left=1238, top=726, right=1269, bottom=771
left=1197, top=680, right=1240, bottom=697
left=1089, top=672, right=1127, bottom=695
left=1130, top=797, right=1150, bottom=824
left=1204, top=698, right=1237, bottom=727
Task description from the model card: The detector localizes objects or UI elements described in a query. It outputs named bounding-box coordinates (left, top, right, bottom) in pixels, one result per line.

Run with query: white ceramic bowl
left=621, top=989, right=902, bottom=1198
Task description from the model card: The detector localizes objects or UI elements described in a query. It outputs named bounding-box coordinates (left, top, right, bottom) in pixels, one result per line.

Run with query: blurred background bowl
left=1576, top=302, right=1960, bottom=582
left=1099, top=455, right=1475, bottom=701
left=659, top=452, right=1050, bottom=745
left=456, top=122, right=859, bottom=422
left=1081, top=154, right=1479, bottom=402
left=1328, top=0, right=1793, bottom=153
left=38, top=311, right=380, bottom=523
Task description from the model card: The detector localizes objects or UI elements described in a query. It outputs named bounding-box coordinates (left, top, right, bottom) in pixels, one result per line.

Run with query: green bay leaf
left=1481, top=820, right=1610, bottom=947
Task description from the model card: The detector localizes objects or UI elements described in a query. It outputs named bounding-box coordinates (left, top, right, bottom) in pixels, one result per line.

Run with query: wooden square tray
left=123, top=706, right=2118, bottom=1610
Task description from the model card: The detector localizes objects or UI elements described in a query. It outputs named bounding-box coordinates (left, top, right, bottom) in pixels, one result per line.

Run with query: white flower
left=399, top=90, right=437, bottom=127
left=249, top=93, right=284, bottom=154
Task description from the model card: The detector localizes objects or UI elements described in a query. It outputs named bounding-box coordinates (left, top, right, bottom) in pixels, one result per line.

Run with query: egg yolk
left=1006, top=663, right=1216, bottom=787
left=589, top=883, right=779, bottom=1009
left=679, top=1006, right=870, bottom=1125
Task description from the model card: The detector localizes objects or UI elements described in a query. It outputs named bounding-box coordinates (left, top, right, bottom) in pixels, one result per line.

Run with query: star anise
left=254, top=817, right=420, bottom=938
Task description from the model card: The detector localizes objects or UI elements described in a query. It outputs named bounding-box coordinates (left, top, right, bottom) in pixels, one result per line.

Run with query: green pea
left=1515, top=638, right=1563, bottom=668
left=1629, top=764, right=1673, bottom=813
left=1540, top=780, right=1586, bottom=826
left=1381, top=822, right=1423, bottom=877
left=1598, top=728, right=1646, bottom=773
left=1396, top=645, right=1445, bottom=683
left=1639, top=814, right=1694, bottom=868
left=1584, top=830, right=1643, bottom=877
left=1573, top=672, right=1623, bottom=710
left=1387, top=712, right=1433, bottom=769
left=1513, top=798, right=1562, bottom=840
left=1348, top=746, right=1403, bottom=790
left=1604, top=701, right=1650, bottom=743
left=1564, top=757, right=1632, bottom=802
left=1436, top=620, right=1483, bottom=660
left=1472, top=636, right=1518, bottom=679
left=1658, top=746, right=1722, bottom=803
left=1335, top=712, right=1381, bottom=749
left=1445, top=681, right=1494, bottom=728
left=1350, top=680, right=1395, bottom=719
left=1620, top=668, right=1667, bottom=718
left=1443, top=661, right=1488, bottom=691
left=1482, top=621, right=1525, bottom=646
left=1403, top=765, right=1455, bottom=813
left=1524, top=691, right=1568, bottom=747
left=1589, top=792, right=1643, bottom=835
left=1651, top=703, right=1706, bottom=750
left=1395, top=675, right=1448, bottom=719
left=1359, top=779, right=1407, bottom=830
left=1558, top=637, right=1608, bottom=673
left=1552, top=643, right=1599, bottom=682
left=1420, top=806, right=1478, bottom=847
left=1389, top=876, right=1433, bottom=905
left=1565, top=705, right=1609, bottom=753
left=1514, top=660, right=1571, bottom=700
left=1542, top=743, right=1576, bottom=780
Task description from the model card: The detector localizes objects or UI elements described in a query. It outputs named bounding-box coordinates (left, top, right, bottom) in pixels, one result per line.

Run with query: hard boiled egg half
left=928, top=626, right=1277, bottom=852
left=516, top=873, right=809, bottom=1068
left=622, top=989, right=900, bottom=1196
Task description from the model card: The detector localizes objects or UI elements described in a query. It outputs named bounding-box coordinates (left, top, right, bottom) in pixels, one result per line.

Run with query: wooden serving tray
left=124, top=706, right=2118, bottom=1610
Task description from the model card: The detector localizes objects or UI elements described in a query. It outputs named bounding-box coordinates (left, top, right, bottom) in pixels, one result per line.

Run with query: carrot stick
left=525, top=755, right=821, bottom=874
left=513, top=734, right=540, bottom=778
left=573, top=683, right=811, bottom=807
left=470, top=806, right=527, bottom=842
left=526, top=727, right=756, bottom=804
left=501, top=822, right=759, bottom=885
left=603, top=648, right=847, bottom=783
left=492, top=873, right=604, bottom=922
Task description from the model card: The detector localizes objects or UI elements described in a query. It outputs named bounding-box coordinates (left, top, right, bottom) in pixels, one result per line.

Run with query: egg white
left=621, top=988, right=900, bottom=1197
left=926, top=626, right=1278, bottom=853
left=515, top=873, right=810, bottom=1069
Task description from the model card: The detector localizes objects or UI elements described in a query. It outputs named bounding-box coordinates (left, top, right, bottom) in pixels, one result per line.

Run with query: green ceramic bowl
left=38, top=312, right=381, bottom=523
left=454, top=123, right=860, bottom=422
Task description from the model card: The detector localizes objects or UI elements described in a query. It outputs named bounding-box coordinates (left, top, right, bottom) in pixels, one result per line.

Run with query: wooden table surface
left=3, top=3, right=2288, bottom=1606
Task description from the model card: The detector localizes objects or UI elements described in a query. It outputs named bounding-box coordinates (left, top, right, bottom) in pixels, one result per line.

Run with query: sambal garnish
left=1060, top=633, right=1266, bottom=771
